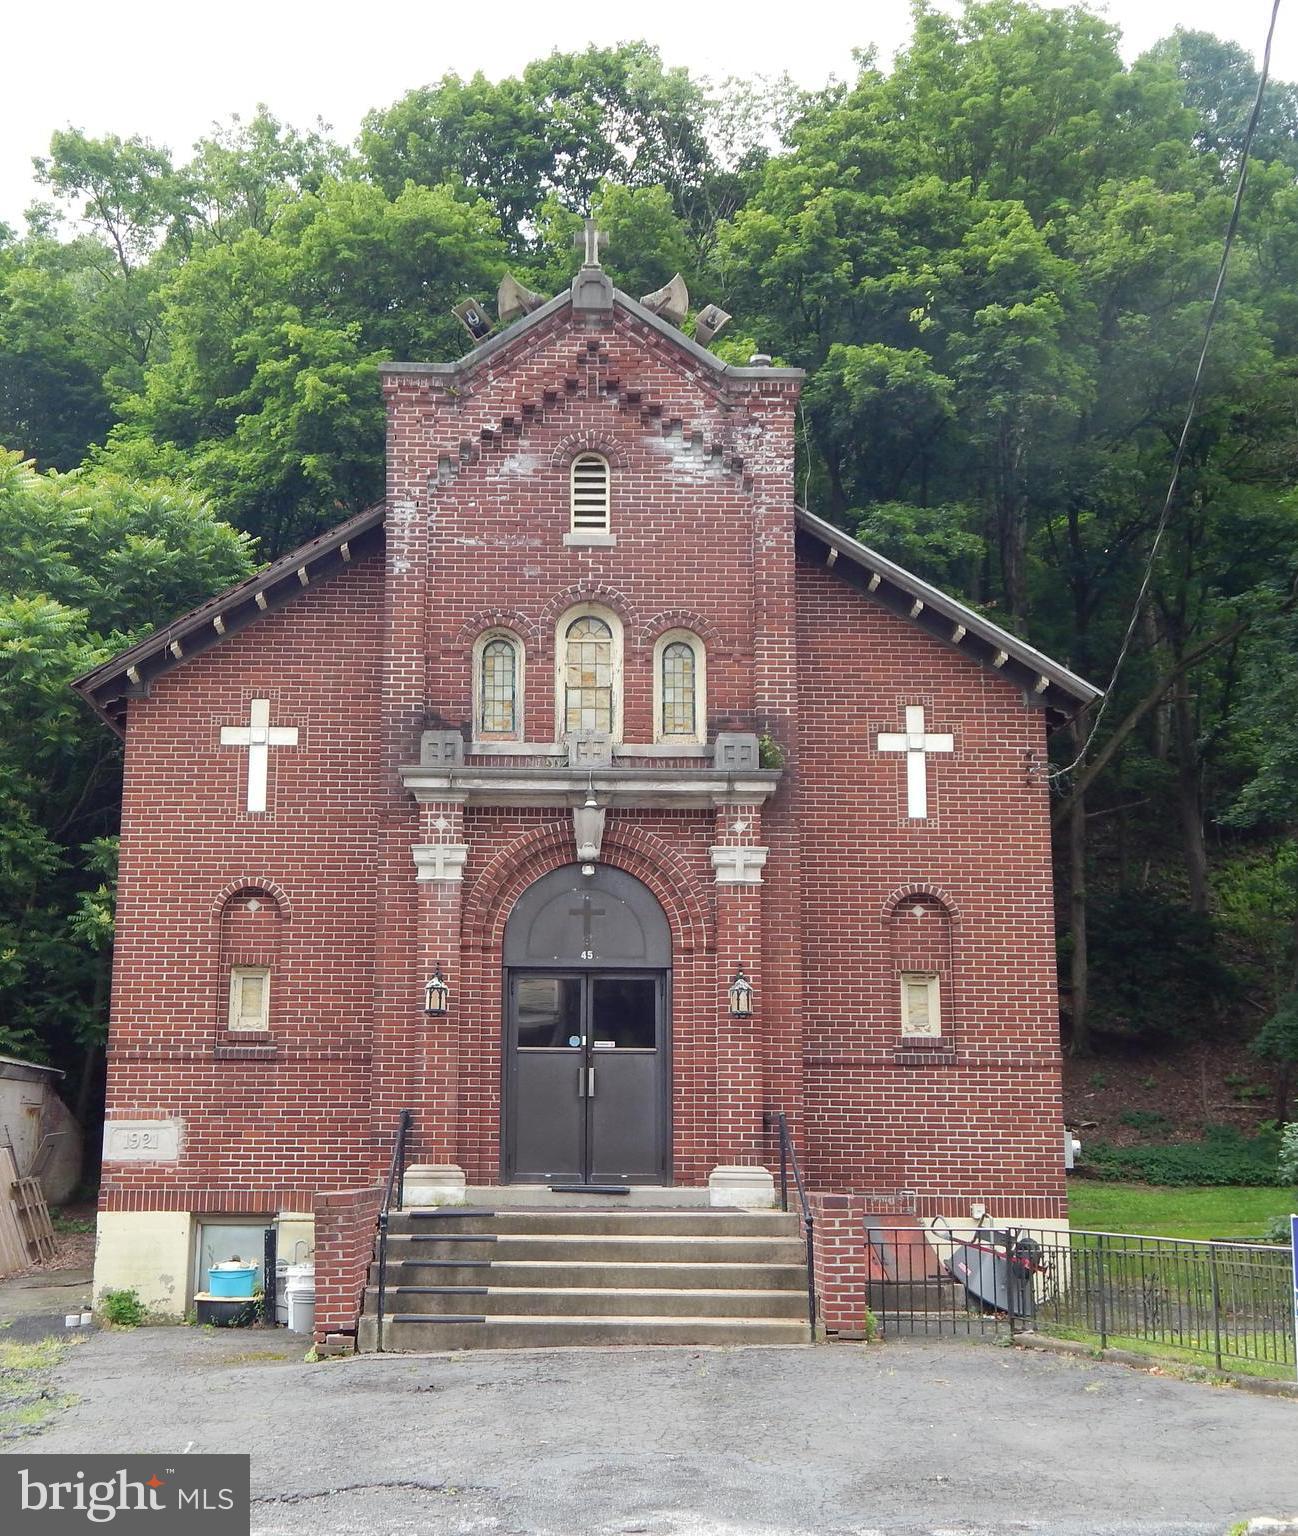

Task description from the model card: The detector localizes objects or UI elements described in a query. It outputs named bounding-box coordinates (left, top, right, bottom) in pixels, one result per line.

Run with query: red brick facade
left=91, top=284, right=1073, bottom=1326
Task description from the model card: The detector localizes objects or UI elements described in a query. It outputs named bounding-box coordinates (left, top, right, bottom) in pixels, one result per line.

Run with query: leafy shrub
left=757, top=733, right=785, bottom=769
left=98, top=1288, right=147, bottom=1327
left=1118, top=1109, right=1169, bottom=1135
left=1279, top=1122, right=1298, bottom=1186
left=1261, top=1213, right=1293, bottom=1245
left=1079, top=1125, right=1281, bottom=1185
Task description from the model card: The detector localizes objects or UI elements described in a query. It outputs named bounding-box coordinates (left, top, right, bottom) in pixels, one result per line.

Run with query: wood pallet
left=0, top=1144, right=57, bottom=1271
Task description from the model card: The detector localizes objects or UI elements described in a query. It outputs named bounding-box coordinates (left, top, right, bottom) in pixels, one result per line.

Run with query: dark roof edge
left=379, top=287, right=803, bottom=384
left=72, top=502, right=386, bottom=736
left=795, top=505, right=1101, bottom=713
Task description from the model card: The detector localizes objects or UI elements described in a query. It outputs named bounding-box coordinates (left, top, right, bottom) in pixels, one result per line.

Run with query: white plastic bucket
left=287, top=1288, right=315, bottom=1335
left=284, top=1263, right=315, bottom=1334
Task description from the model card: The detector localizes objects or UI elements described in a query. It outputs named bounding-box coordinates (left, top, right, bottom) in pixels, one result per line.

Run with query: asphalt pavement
left=4, top=1326, right=1295, bottom=1535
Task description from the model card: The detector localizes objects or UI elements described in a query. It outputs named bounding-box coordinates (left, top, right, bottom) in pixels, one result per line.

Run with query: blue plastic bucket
left=207, top=1264, right=257, bottom=1298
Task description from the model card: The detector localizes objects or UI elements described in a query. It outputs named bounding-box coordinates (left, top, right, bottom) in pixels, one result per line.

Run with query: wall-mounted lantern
left=424, top=965, right=450, bottom=1016
left=728, top=966, right=754, bottom=1018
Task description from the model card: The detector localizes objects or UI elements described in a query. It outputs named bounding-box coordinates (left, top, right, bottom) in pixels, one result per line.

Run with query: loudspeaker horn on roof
left=695, top=304, right=733, bottom=347
left=640, top=273, right=689, bottom=327
left=452, top=299, right=493, bottom=343
left=498, top=272, right=545, bottom=325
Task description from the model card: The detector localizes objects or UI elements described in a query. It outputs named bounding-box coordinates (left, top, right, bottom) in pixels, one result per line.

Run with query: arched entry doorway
left=502, top=864, right=671, bottom=1186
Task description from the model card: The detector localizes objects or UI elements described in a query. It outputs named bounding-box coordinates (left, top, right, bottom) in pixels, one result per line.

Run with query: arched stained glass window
left=661, top=641, right=696, bottom=737
left=479, top=635, right=519, bottom=736
left=564, top=615, right=614, bottom=733
left=653, top=629, right=705, bottom=743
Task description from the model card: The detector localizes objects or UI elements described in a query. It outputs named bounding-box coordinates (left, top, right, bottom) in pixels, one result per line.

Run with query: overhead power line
left=1050, top=0, right=1283, bottom=785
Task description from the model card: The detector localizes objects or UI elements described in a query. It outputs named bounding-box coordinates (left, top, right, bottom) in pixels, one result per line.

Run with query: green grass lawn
left=1035, top=1324, right=1295, bottom=1381
left=1067, top=1180, right=1294, bottom=1240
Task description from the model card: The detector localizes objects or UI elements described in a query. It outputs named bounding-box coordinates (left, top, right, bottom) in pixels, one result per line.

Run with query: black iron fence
left=867, top=1223, right=1295, bottom=1376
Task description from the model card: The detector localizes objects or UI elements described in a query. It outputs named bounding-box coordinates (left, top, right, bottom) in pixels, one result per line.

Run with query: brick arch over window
left=881, top=883, right=961, bottom=926
left=538, top=583, right=638, bottom=634
left=463, top=821, right=715, bottom=958
left=549, top=434, right=626, bottom=469
left=451, top=608, right=541, bottom=650
left=637, top=609, right=730, bottom=654
left=211, top=878, right=293, bottom=922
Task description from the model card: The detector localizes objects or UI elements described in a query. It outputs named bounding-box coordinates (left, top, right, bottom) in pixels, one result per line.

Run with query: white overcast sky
left=1, top=0, right=1292, bottom=228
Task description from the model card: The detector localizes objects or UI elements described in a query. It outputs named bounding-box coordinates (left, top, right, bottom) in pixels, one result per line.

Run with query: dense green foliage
left=0, top=452, right=254, bottom=1103
left=5, top=4, right=1298, bottom=1123
left=1079, top=1126, right=1283, bottom=1185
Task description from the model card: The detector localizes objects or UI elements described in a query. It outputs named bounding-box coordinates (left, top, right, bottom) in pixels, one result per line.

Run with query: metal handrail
left=765, top=1110, right=817, bottom=1334
left=374, top=1109, right=413, bottom=1354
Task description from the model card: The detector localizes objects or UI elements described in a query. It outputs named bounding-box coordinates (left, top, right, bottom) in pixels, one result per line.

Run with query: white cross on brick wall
left=220, top=698, right=299, bottom=814
left=877, top=706, right=954, bottom=820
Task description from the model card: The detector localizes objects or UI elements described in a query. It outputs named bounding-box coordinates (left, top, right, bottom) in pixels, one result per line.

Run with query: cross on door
left=877, top=706, right=954, bottom=820
left=220, top=698, right=299, bottom=814
left=570, top=893, right=607, bottom=954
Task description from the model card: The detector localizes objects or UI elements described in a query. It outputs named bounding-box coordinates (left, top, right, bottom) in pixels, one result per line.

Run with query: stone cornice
left=399, top=763, right=782, bottom=811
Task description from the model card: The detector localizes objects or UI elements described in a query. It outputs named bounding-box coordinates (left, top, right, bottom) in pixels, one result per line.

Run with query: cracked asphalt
left=3, top=1326, right=1296, bottom=1535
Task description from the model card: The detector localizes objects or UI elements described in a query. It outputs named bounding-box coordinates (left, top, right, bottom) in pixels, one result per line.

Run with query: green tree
left=101, top=178, right=507, bottom=553
left=0, top=236, right=113, bottom=468
left=0, top=451, right=254, bottom=1108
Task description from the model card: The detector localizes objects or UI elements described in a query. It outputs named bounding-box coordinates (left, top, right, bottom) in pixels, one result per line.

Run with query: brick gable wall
left=100, top=552, right=385, bottom=1213
left=794, top=559, right=1066, bottom=1219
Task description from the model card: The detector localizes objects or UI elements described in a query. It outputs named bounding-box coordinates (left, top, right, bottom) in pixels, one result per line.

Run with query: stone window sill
left=563, top=531, right=617, bottom=548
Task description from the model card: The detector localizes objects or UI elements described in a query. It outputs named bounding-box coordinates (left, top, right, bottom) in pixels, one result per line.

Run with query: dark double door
left=504, top=970, right=667, bottom=1185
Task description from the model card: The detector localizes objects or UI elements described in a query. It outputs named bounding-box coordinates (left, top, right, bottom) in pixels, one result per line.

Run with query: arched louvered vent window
left=570, top=453, right=611, bottom=533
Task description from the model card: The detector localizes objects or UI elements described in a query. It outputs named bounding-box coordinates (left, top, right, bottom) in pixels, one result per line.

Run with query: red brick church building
left=75, top=235, right=1097, bottom=1344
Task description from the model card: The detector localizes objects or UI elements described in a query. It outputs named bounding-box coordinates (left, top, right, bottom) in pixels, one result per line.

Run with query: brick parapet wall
left=312, top=1183, right=384, bottom=1345
left=808, top=1193, right=875, bottom=1336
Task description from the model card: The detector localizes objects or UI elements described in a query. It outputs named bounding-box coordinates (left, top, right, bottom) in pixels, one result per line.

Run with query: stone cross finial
left=575, top=218, right=608, bottom=268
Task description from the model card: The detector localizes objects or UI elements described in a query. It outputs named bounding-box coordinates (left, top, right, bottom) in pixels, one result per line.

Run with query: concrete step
left=364, top=1285, right=810, bottom=1318
left=381, top=1233, right=807, bottom=1264
left=357, top=1313, right=812, bottom=1352
left=369, top=1259, right=811, bottom=1291
left=387, top=1209, right=801, bottom=1238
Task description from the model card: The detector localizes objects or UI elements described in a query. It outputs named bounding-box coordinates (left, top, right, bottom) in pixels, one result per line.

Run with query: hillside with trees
left=3, top=1, right=1298, bottom=1151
